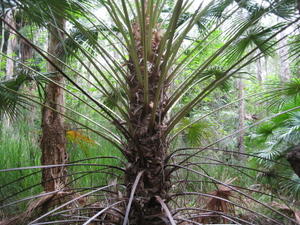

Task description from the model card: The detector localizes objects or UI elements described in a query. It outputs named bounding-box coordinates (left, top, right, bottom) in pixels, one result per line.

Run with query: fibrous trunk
left=40, top=17, right=67, bottom=192
left=124, top=21, right=171, bottom=224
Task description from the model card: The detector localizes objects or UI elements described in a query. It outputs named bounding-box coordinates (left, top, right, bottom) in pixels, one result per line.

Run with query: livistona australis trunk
left=40, top=17, right=68, bottom=193
left=124, top=17, right=171, bottom=225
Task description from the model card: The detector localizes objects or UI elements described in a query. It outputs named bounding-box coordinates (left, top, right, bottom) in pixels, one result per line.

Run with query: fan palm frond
left=289, top=33, right=300, bottom=66
left=222, top=23, right=283, bottom=65
left=267, top=0, right=298, bottom=19
left=262, top=79, right=300, bottom=110
left=177, top=116, right=216, bottom=147
left=0, top=73, right=32, bottom=120
left=0, top=69, right=57, bottom=120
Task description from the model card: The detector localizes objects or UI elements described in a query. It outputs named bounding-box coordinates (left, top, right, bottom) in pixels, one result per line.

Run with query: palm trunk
left=125, top=90, right=170, bottom=224
left=40, top=17, right=67, bottom=192
left=124, top=21, right=171, bottom=224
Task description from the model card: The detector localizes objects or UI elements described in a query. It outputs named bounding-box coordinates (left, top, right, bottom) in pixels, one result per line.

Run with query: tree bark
left=20, top=34, right=36, bottom=126
left=20, top=38, right=33, bottom=64
left=5, top=10, right=17, bottom=79
left=2, top=10, right=17, bottom=127
left=0, top=20, right=6, bottom=65
left=40, top=17, right=67, bottom=192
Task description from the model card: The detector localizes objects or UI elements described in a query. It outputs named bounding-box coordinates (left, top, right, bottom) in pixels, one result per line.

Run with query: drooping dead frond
left=198, top=178, right=238, bottom=224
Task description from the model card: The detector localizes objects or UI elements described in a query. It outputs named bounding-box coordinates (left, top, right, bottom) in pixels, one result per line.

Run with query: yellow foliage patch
left=66, top=130, right=96, bottom=156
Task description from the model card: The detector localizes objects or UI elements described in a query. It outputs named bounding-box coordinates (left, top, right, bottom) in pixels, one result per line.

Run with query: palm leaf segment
left=0, top=74, right=29, bottom=120
left=250, top=94, right=300, bottom=198
left=0, top=0, right=99, bottom=120
left=0, top=70, right=59, bottom=120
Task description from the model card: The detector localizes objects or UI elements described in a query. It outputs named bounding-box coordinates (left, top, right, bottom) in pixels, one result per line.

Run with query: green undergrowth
left=0, top=119, right=122, bottom=216
left=0, top=120, right=42, bottom=215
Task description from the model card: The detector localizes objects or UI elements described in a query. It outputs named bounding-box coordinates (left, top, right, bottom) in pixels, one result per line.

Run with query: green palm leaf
left=0, top=73, right=32, bottom=120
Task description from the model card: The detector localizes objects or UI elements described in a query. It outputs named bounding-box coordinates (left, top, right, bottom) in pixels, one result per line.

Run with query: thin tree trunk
left=0, top=20, right=6, bottom=65
left=20, top=33, right=36, bottom=127
left=264, top=56, right=268, bottom=78
left=256, top=57, right=263, bottom=85
left=278, top=30, right=291, bottom=82
left=5, top=10, right=17, bottom=79
left=2, top=10, right=17, bottom=128
left=20, top=38, right=33, bottom=64
left=40, top=17, right=67, bottom=192
left=237, top=78, right=245, bottom=159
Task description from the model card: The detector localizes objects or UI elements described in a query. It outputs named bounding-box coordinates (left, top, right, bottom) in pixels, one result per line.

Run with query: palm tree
left=1, top=0, right=300, bottom=224
left=249, top=93, right=300, bottom=199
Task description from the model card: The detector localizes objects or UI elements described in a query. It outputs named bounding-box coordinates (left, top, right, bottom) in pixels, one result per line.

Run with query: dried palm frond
left=198, top=177, right=239, bottom=224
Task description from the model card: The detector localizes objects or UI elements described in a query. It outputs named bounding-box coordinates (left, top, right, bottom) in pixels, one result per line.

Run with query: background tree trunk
left=0, top=20, right=6, bottom=65
left=256, top=57, right=264, bottom=85
left=264, top=56, right=269, bottom=78
left=40, top=17, right=67, bottom=192
left=5, top=10, right=17, bottom=79
left=237, top=78, right=245, bottom=159
left=20, top=39, right=33, bottom=64
left=20, top=36, right=36, bottom=127
left=2, top=10, right=17, bottom=128
left=278, top=30, right=291, bottom=82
